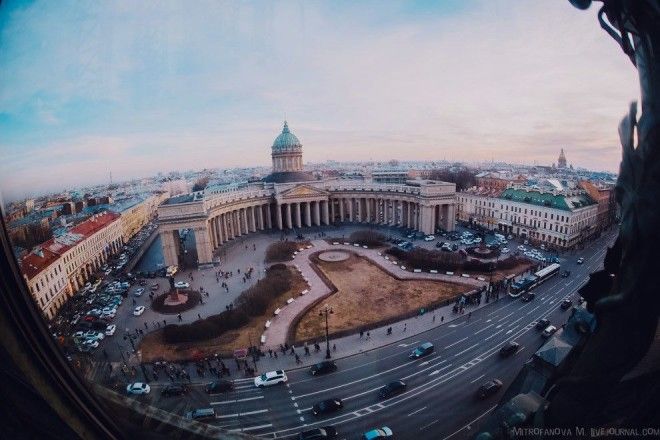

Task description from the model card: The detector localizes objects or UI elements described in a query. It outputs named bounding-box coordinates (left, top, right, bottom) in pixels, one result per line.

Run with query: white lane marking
left=441, top=405, right=497, bottom=439
left=495, top=324, right=502, bottom=329
left=215, top=408, right=269, bottom=418
left=398, top=340, right=420, bottom=347
left=506, top=329, right=513, bottom=335
left=485, top=319, right=492, bottom=322
left=448, top=324, right=459, bottom=328
left=444, top=336, right=468, bottom=349
left=407, top=406, right=427, bottom=417
left=474, top=323, right=495, bottom=335
left=508, top=316, right=524, bottom=327
left=419, top=361, right=430, bottom=366
left=228, top=423, right=273, bottom=432
left=293, top=402, right=298, bottom=408
left=526, top=305, right=540, bottom=315
left=469, top=374, right=485, bottom=384
left=210, top=395, right=264, bottom=405
left=497, top=311, right=515, bottom=322
left=454, top=343, right=479, bottom=357
left=428, top=364, right=453, bottom=377
left=484, top=328, right=505, bottom=341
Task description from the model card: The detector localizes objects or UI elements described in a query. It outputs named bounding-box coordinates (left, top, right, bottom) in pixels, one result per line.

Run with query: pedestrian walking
left=333, top=344, right=336, bottom=352
left=366, top=331, right=371, bottom=340
left=295, top=354, right=301, bottom=364
left=274, top=351, right=278, bottom=359
left=144, top=322, right=148, bottom=329
left=360, top=330, right=364, bottom=339
left=433, top=315, right=436, bottom=323
left=268, top=349, right=273, bottom=358
left=163, top=319, right=167, bottom=325
left=178, top=313, right=182, bottom=322
left=403, top=323, right=407, bottom=332
left=441, top=316, right=444, bottom=323
left=467, top=312, right=472, bottom=322
left=304, top=346, right=310, bottom=356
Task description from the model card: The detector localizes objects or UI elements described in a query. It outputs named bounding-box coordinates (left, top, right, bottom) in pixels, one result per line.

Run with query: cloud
left=0, top=0, right=639, bottom=200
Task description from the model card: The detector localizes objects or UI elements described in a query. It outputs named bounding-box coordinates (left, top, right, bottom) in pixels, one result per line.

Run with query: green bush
left=386, top=247, right=527, bottom=273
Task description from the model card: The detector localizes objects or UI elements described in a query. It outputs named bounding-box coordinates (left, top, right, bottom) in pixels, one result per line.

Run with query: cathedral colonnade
left=158, top=192, right=455, bottom=268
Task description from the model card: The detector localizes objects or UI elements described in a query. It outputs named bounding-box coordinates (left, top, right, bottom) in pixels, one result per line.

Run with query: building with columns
left=19, top=211, right=123, bottom=319
left=157, top=122, right=457, bottom=268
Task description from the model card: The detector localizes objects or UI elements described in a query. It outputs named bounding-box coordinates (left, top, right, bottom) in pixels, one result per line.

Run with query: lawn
left=293, top=254, right=471, bottom=341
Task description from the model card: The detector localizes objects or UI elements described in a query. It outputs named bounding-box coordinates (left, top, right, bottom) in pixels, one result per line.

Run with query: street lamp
left=319, top=305, right=334, bottom=359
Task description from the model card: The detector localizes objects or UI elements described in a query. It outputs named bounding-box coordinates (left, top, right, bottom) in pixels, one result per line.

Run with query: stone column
left=348, top=198, right=354, bottom=222
left=258, top=205, right=264, bottom=230
left=330, top=199, right=335, bottom=223
left=266, top=204, right=273, bottom=229
left=242, top=208, right=249, bottom=233
left=250, top=206, right=256, bottom=232
left=366, top=198, right=371, bottom=222
left=218, top=215, right=225, bottom=244
left=339, top=198, right=344, bottom=222
left=295, top=203, right=302, bottom=228
left=161, top=229, right=179, bottom=267
left=194, top=226, right=213, bottom=266
left=234, top=210, right=241, bottom=236
left=314, top=200, right=321, bottom=226
left=286, top=204, right=293, bottom=229
left=323, top=200, right=330, bottom=225
left=209, top=219, right=217, bottom=249
left=276, top=204, right=283, bottom=230
left=305, top=202, right=312, bottom=227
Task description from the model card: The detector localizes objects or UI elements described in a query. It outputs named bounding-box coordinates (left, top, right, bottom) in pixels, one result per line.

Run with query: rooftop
left=500, top=187, right=596, bottom=211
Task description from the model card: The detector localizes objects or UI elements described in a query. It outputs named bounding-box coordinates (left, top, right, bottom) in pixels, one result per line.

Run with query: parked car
left=310, top=361, right=337, bottom=376
left=424, top=235, right=435, bottom=241
left=409, top=342, right=434, bottom=359
left=561, top=299, right=573, bottom=310
left=105, top=324, right=116, bottom=336
left=254, top=370, right=287, bottom=387
left=133, top=306, right=145, bottom=316
left=542, top=325, right=558, bottom=338
left=184, top=408, right=215, bottom=421
left=174, top=281, right=190, bottom=289
left=312, top=398, right=343, bottom=416
left=476, top=379, right=503, bottom=399
left=499, top=341, right=520, bottom=357
left=577, top=257, right=585, bottom=264
left=378, top=380, right=407, bottom=399
left=536, top=318, right=551, bottom=330
left=134, top=288, right=145, bottom=297
left=161, top=384, right=189, bottom=397
left=298, top=426, right=338, bottom=439
left=206, top=380, right=234, bottom=394
left=561, top=270, right=571, bottom=278
left=361, top=427, right=393, bottom=439
left=501, top=247, right=509, bottom=253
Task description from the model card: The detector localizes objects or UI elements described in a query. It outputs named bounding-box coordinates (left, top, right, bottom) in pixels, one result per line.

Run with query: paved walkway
left=261, top=239, right=486, bottom=347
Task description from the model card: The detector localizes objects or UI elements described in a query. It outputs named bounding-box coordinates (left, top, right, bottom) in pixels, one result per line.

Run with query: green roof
left=499, top=188, right=595, bottom=211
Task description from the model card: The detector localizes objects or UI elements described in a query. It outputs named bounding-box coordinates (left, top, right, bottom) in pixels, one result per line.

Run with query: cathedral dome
left=272, top=121, right=302, bottom=152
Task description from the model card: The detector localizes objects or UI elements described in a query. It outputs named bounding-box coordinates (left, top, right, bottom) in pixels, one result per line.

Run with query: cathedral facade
left=157, top=122, right=456, bottom=267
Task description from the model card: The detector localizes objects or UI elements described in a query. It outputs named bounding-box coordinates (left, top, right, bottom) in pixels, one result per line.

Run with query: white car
left=542, top=325, right=557, bottom=338
left=126, top=382, right=151, bottom=395
left=105, top=324, right=116, bottom=336
left=72, top=331, right=85, bottom=339
left=134, top=288, right=145, bottom=297
left=501, top=247, right=509, bottom=253
left=133, top=306, right=146, bottom=316
left=82, top=339, right=99, bottom=349
left=104, top=269, right=112, bottom=275
left=254, top=370, right=288, bottom=387
left=174, top=281, right=190, bottom=289
left=424, top=235, right=435, bottom=241
left=85, top=330, right=104, bottom=340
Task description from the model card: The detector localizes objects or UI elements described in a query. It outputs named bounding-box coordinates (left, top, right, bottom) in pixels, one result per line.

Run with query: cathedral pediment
left=280, top=184, right=328, bottom=199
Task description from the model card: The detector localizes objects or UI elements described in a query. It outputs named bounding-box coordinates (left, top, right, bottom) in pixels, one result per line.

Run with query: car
left=133, top=306, right=145, bottom=316
left=174, top=281, right=190, bottom=289
left=409, top=342, right=434, bottom=359
left=82, top=339, right=99, bottom=349
left=542, top=325, right=558, bottom=337
left=161, top=384, right=189, bottom=397
left=361, top=427, right=393, bottom=439
left=105, top=324, right=116, bottom=336
left=476, top=379, right=503, bottom=399
left=501, top=247, right=509, bottom=253
left=254, top=370, right=288, bottom=387
left=206, top=380, right=234, bottom=394
left=72, top=331, right=85, bottom=339
left=561, top=299, right=573, bottom=310
left=312, top=398, right=343, bottom=416
left=150, top=283, right=160, bottom=290
left=85, top=330, right=104, bottom=340
left=521, top=292, right=535, bottom=302
left=104, top=269, right=112, bottom=275
left=134, top=288, right=145, bottom=296
left=499, top=341, right=520, bottom=357
left=577, top=257, right=585, bottom=264
left=310, top=361, right=337, bottom=376
left=535, top=318, right=550, bottom=330
left=561, top=270, right=571, bottom=278
left=378, top=380, right=407, bottom=399
left=184, top=407, right=216, bottom=421
left=424, top=235, right=435, bottom=241
left=298, top=426, right=338, bottom=439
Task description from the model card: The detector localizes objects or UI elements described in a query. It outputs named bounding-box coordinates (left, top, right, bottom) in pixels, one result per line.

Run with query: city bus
left=508, top=263, right=561, bottom=298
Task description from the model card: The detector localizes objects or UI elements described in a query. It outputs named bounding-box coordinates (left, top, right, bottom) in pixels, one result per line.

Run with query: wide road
left=143, top=231, right=616, bottom=440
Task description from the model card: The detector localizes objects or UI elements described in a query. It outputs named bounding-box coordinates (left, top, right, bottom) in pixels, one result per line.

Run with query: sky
left=0, top=0, right=640, bottom=200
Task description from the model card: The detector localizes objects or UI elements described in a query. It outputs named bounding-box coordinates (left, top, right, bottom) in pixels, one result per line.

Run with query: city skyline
left=0, top=0, right=639, bottom=200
